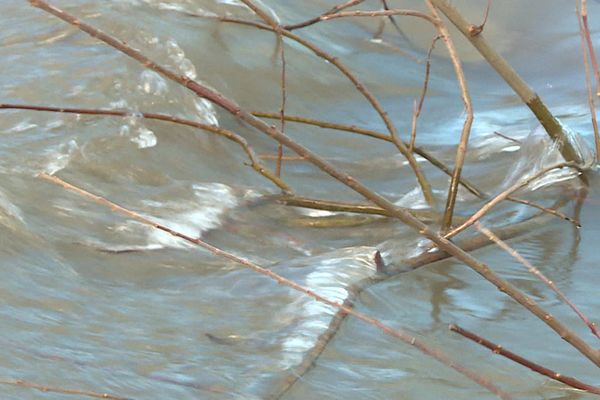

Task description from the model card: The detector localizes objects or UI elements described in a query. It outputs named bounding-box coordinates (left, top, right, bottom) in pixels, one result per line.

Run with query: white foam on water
left=43, top=139, right=79, bottom=175
left=131, top=127, right=157, bottom=149
left=0, top=189, right=26, bottom=231
left=138, top=70, right=168, bottom=96
left=278, top=248, right=377, bottom=369
left=6, top=120, right=37, bottom=133
left=143, top=182, right=238, bottom=248
left=193, top=98, right=219, bottom=126
left=502, top=123, right=594, bottom=191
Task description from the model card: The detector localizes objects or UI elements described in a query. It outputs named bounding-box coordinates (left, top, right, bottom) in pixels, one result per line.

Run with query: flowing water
left=1, top=1, right=600, bottom=399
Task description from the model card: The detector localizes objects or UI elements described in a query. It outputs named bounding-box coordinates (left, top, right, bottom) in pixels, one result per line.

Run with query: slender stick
left=449, top=325, right=600, bottom=395
left=505, top=196, right=580, bottom=228
left=425, top=0, right=474, bottom=231
left=577, top=2, right=600, bottom=162
left=28, top=0, right=600, bottom=368
left=475, top=222, right=600, bottom=339
left=38, top=172, right=511, bottom=400
left=238, top=0, right=287, bottom=177
left=409, top=35, right=439, bottom=153
left=0, top=103, right=291, bottom=193
left=444, top=163, right=581, bottom=239
left=0, top=378, right=130, bottom=400
left=580, top=0, right=600, bottom=97
left=274, top=194, right=441, bottom=220
left=282, top=0, right=366, bottom=31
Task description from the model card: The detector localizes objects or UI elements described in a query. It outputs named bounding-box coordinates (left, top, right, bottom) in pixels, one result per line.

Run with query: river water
left=1, top=1, right=600, bottom=399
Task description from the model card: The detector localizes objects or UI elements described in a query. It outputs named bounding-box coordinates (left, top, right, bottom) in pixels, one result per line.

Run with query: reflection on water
left=0, top=1, right=599, bottom=399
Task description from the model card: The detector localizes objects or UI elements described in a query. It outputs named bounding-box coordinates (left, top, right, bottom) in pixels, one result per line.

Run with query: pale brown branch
left=580, top=0, right=600, bottom=97
left=409, top=35, right=440, bottom=153
left=282, top=0, right=366, bottom=31
left=577, top=2, right=600, bottom=162
left=425, top=0, right=474, bottom=231
left=444, top=162, right=581, bottom=239
left=38, top=172, right=511, bottom=400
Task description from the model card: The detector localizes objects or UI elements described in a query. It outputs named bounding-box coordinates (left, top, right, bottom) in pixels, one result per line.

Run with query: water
left=1, top=1, right=599, bottom=398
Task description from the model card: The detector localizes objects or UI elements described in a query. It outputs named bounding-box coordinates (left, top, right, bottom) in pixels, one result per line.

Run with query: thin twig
left=409, top=35, right=440, bottom=153
left=238, top=0, right=287, bottom=177
left=0, top=103, right=291, bottom=193
left=475, top=222, right=600, bottom=339
left=38, top=172, right=511, bottom=400
left=425, top=0, right=474, bottom=231
left=282, top=0, right=366, bottom=31
left=449, top=324, right=600, bottom=395
left=493, top=131, right=521, bottom=144
left=506, top=196, right=580, bottom=228
left=444, top=163, right=582, bottom=239
left=0, top=378, right=130, bottom=400
left=274, top=194, right=442, bottom=221
left=580, top=0, right=600, bottom=97
left=577, top=1, right=600, bottom=162
left=467, top=0, right=491, bottom=36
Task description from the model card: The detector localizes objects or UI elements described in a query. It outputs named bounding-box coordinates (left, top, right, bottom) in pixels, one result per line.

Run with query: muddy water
left=1, top=1, right=599, bottom=399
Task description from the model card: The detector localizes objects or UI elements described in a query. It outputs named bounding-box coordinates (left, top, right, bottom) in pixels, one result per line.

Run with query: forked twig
left=449, top=325, right=600, bottom=395
left=38, top=172, right=511, bottom=400
left=0, top=103, right=291, bottom=193
left=251, top=111, right=486, bottom=199
left=273, top=203, right=565, bottom=398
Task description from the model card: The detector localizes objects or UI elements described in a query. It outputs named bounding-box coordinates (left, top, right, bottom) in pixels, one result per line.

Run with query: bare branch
left=449, top=324, right=600, bottom=395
